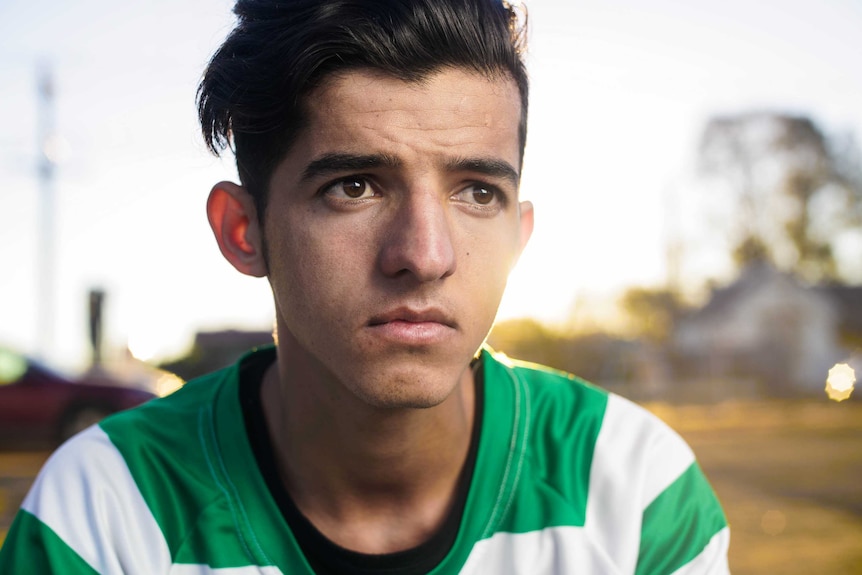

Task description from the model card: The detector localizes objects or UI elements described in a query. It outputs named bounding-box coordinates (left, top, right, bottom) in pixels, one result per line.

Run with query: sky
left=1, top=0, right=861, bottom=370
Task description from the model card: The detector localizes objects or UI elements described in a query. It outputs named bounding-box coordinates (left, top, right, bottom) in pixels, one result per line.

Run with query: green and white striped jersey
left=0, top=347, right=729, bottom=574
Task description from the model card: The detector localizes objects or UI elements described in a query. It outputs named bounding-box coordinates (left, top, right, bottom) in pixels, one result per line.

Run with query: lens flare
left=825, top=363, right=855, bottom=402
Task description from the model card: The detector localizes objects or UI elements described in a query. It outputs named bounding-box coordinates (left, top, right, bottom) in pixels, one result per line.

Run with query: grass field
left=650, top=399, right=862, bottom=574
left=2, top=398, right=860, bottom=573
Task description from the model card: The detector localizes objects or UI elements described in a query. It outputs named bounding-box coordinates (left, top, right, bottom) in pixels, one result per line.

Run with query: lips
left=367, top=307, right=457, bottom=345
left=368, top=307, right=455, bottom=327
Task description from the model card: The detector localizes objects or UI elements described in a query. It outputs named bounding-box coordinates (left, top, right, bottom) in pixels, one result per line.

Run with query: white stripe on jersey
left=669, top=528, right=731, bottom=575
left=170, top=565, right=285, bottom=574
left=23, top=425, right=173, bottom=575
left=585, top=394, right=696, bottom=574
left=459, top=525, right=622, bottom=574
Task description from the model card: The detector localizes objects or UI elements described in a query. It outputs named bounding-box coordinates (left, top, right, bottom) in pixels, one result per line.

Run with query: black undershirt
left=238, top=349, right=484, bottom=575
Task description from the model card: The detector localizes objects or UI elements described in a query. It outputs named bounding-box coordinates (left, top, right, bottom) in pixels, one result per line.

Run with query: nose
left=378, top=194, right=457, bottom=282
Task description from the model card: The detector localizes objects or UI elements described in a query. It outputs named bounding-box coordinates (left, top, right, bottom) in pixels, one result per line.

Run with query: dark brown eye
left=341, top=179, right=367, bottom=198
left=322, top=177, right=375, bottom=200
left=472, top=187, right=495, bottom=205
left=455, top=184, right=498, bottom=206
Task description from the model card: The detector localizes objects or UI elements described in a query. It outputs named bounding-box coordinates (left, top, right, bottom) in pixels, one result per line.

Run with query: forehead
left=297, top=67, right=522, bottom=168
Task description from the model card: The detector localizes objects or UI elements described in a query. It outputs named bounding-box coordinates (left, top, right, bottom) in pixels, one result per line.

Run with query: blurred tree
left=618, top=287, right=686, bottom=343
left=698, top=112, right=862, bottom=283
left=487, top=319, right=636, bottom=384
left=488, top=318, right=568, bottom=370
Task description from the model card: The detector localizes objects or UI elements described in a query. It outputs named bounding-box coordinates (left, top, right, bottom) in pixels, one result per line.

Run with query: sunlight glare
left=825, top=363, right=855, bottom=402
left=153, top=372, right=184, bottom=397
left=127, top=332, right=159, bottom=363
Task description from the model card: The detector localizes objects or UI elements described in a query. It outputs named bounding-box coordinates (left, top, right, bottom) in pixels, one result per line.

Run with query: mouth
left=368, top=307, right=456, bottom=328
left=367, top=307, right=457, bottom=345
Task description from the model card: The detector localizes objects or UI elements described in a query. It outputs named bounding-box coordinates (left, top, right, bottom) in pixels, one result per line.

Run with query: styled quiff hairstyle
left=197, top=0, right=529, bottom=218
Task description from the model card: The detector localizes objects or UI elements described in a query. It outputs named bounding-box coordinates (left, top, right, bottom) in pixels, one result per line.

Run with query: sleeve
left=0, top=425, right=172, bottom=575
left=0, top=509, right=101, bottom=575
left=585, top=393, right=730, bottom=575
left=634, top=461, right=730, bottom=575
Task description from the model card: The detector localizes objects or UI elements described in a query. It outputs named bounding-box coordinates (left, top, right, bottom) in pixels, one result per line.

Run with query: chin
left=348, top=369, right=463, bottom=410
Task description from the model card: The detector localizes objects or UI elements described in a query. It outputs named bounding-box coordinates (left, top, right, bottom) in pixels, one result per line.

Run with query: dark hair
left=197, top=0, right=529, bottom=218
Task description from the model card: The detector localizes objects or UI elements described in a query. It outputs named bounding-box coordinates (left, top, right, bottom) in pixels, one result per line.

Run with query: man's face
left=263, top=67, right=532, bottom=408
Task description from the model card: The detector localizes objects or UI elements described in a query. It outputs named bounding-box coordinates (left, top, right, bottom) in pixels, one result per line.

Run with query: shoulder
left=7, top=356, right=258, bottom=574
left=487, top=349, right=704, bottom=507
left=483, top=349, right=610, bottom=418
left=96, top=358, right=242, bottom=465
left=482, top=348, right=693, bottom=478
left=16, top=425, right=173, bottom=573
left=25, top=360, right=237, bottom=519
left=481, top=349, right=729, bottom=573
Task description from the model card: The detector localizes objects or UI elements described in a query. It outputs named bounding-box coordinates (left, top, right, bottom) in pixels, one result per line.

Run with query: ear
left=206, top=181, right=268, bottom=278
left=506, top=200, right=533, bottom=272
left=516, top=200, right=534, bottom=258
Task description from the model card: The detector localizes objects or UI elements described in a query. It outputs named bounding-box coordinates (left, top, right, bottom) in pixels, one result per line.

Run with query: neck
left=261, top=341, right=477, bottom=553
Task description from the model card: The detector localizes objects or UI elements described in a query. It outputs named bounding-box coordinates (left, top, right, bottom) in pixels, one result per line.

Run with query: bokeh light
left=825, top=363, right=856, bottom=402
left=761, top=509, right=787, bottom=536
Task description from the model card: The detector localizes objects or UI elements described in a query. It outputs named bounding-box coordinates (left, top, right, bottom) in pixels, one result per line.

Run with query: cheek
left=460, top=228, right=519, bottom=307
left=462, top=221, right=521, bottom=277
left=268, top=219, right=372, bottom=308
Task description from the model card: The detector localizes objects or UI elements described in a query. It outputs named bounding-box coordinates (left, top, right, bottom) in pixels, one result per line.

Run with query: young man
left=0, top=1, right=729, bottom=573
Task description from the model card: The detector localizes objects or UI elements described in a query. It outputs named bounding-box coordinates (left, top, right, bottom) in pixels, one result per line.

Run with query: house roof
left=815, top=284, right=862, bottom=334
left=682, top=263, right=862, bottom=336
left=690, top=263, right=792, bottom=320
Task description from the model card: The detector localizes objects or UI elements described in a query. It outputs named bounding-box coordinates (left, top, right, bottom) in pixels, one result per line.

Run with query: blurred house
left=816, top=284, right=862, bottom=349
left=159, top=329, right=274, bottom=382
left=673, top=263, right=856, bottom=396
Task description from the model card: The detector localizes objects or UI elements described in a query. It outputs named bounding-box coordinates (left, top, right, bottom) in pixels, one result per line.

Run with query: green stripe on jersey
left=635, top=462, right=727, bottom=575
left=0, top=510, right=99, bottom=575
left=100, top=372, right=222, bottom=560
left=100, top=365, right=281, bottom=569
left=101, top=353, right=309, bottom=571
left=200, top=368, right=308, bottom=570
left=480, top=355, right=609, bottom=536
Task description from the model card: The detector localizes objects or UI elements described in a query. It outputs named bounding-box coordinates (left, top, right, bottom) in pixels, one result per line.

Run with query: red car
left=0, top=348, right=156, bottom=449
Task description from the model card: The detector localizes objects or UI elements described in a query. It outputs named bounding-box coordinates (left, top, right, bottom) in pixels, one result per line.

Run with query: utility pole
left=662, top=183, right=683, bottom=297
left=88, top=288, right=105, bottom=368
left=37, top=62, right=57, bottom=361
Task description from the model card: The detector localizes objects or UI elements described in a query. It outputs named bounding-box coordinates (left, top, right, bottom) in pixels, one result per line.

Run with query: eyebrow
left=445, top=157, right=521, bottom=188
left=299, top=152, right=520, bottom=188
left=300, top=153, right=401, bottom=183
